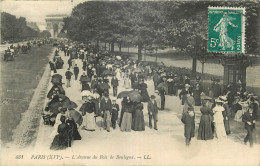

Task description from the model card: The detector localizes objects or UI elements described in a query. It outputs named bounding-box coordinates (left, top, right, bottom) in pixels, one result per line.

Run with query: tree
left=1, top=12, right=39, bottom=41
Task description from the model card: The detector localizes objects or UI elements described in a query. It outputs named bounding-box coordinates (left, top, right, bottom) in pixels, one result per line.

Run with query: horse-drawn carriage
left=4, top=50, right=14, bottom=61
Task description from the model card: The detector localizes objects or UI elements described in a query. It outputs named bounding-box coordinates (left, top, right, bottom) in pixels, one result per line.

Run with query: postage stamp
left=208, top=7, right=245, bottom=53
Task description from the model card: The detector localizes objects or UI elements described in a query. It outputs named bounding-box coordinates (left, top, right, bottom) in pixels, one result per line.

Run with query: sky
left=1, top=0, right=87, bottom=31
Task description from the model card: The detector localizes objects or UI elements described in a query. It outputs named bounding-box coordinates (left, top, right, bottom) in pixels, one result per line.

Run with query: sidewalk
left=32, top=51, right=260, bottom=166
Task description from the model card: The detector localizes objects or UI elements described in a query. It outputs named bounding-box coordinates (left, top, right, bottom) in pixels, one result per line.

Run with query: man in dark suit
left=111, top=75, right=119, bottom=97
left=147, top=95, right=159, bottom=130
left=100, top=92, right=112, bottom=132
left=242, top=104, right=257, bottom=147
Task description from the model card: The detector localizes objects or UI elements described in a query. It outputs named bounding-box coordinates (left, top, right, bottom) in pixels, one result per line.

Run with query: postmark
left=208, top=7, right=245, bottom=53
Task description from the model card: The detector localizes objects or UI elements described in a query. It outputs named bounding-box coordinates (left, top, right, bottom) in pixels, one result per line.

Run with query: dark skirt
left=50, top=134, right=68, bottom=150
left=198, top=114, right=213, bottom=140
left=193, top=90, right=201, bottom=106
left=132, top=109, right=145, bottom=131
left=141, top=89, right=150, bottom=102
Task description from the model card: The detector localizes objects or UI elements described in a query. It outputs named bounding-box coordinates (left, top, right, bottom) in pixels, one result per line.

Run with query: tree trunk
left=105, top=42, right=106, bottom=51
left=111, top=42, right=114, bottom=52
left=192, top=57, right=197, bottom=79
left=138, top=43, right=142, bottom=61
left=119, top=43, right=122, bottom=53
left=96, top=40, right=99, bottom=51
left=128, top=44, right=129, bottom=55
left=201, top=62, right=204, bottom=75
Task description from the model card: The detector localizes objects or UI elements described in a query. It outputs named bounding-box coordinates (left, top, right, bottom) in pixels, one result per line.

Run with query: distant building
left=26, top=22, right=40, bottom=32
left=45, top=14, right=67, bottom=38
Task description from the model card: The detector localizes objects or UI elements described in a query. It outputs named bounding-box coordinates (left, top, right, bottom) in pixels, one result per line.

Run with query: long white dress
left=123, top=74, right=131, bottom=89
left=115, top=68, right=121, bottom=80
left=84, top=112, right=96, bottom=131
left=213, top=105, right=227, bottom=139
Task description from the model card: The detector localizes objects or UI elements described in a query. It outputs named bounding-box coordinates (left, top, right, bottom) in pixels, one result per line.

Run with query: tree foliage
left=1, top=12, right=39, bottom=41
left=63, top=1, right=259, bottom=61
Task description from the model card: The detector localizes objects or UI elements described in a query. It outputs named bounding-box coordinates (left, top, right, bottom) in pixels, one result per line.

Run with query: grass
left=0, top=45, right=53, bottom=144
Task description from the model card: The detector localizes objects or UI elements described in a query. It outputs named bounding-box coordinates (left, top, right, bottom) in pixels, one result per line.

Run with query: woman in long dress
left=79, top=97, right=96, bottom=131
left=49, top=108, right=67, bottom=139
left=132, top=102, right=145, bottom=131
left=139, top=79, right=150, bottom=102
left=120, top=99, right=133, bottom=132
left=66, top=114, right=81, bottom=141
left=115, top=67, right=121, bottom=80
left=119, top=97, right=127, bottom=127
left=212, top=99, right=227, bottom=139
left=50, top=115, right=70, bottom=150
left=198, top=100, right=214, bottom=140
left=123, top=73, right=131, bottom=89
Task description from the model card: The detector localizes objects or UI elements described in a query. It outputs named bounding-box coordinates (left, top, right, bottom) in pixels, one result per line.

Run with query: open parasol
left=62, top=100, right=78, bottom=109
left=49, top=102, right=62, bottom=114
left=68, top=109, right=83, bottom=126
left=128, top=91, right=142, bottom=102
left=117, top=90, right=135, bottom=98
left=117, top=90, right=142, bottom=102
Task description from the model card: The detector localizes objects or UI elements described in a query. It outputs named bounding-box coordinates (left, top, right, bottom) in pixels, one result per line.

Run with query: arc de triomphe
left=45, top=14, right=67, bottom=38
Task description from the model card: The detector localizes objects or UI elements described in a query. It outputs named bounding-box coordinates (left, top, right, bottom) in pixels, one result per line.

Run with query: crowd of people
left=42, top=40, right=259, bottom=150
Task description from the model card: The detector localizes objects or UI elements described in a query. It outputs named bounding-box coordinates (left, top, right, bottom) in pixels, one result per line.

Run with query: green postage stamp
left=208, top=7, right=245, bottom=53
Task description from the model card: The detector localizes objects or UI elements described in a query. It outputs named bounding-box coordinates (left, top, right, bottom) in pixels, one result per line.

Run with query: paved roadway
left=30, top=50, right=260, bottom=166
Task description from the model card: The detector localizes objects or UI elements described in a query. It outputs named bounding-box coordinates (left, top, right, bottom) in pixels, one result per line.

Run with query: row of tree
left=1, top=12, right=40, bottom=42
left=62, top=1, right=260, bottom=76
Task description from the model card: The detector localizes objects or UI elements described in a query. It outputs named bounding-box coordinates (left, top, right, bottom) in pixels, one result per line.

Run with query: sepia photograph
left=1, top=0, right=260, bottom=166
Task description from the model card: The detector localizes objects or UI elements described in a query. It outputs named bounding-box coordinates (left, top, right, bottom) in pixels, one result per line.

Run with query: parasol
left=62, top=100, right=78, bottom=109
left=128, top=91, right=142, bottom=102
left=68, top=109, right=83, bottom=126
left=49, top=102, right=62, bottom=114
left=98, top=83, right=110, bottom=90
left=117, top=90, right=135, bottom=98
left=117, top=90, right=142, bottom=101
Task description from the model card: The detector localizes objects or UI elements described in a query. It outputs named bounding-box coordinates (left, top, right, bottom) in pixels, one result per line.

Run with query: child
left=181, top=107, right=195, bottom=146
left=111, top=98, right=119, bottom=129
